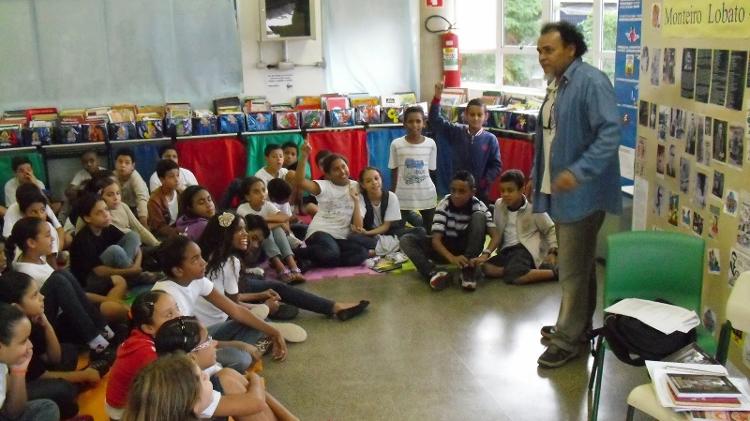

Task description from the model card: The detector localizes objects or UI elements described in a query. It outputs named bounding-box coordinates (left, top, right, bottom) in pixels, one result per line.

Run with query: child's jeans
left=399, top=211, right=486, bottom=278
left=0, top=399, right=59, bottom=421
left=208, top=320, right=261, bottom=372
left=261, top=226, right=294, bottom=260
left=99, top=230, right=141, bottom=268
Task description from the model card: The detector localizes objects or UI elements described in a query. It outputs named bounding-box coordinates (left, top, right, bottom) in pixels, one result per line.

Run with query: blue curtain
left=366, top=127, right=405, bottom=190
left=322, top=0, right=419, bottom=97
left=0, top=0, right=242, bottom=111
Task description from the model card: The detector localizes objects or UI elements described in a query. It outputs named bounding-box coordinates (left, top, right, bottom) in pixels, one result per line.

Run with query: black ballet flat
left=335, top=300, right=370, bottom=321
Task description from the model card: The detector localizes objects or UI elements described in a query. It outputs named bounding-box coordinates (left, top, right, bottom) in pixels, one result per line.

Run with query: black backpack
left=592, top=301, right=697, bottom=366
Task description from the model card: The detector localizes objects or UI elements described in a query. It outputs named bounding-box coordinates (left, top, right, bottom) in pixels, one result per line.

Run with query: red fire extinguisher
left=442, top=31, right=460, bottom=88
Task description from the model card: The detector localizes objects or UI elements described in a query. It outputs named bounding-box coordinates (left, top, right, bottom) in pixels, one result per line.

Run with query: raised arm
left=294, top=140, right=321, bottom=196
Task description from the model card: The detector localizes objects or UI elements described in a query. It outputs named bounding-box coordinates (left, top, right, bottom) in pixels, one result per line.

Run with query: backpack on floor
left=592, top=301, right=697, bottom=366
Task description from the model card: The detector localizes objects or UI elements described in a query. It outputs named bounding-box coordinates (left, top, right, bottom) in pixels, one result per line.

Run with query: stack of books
left=645, top=358, right=750, bottom=418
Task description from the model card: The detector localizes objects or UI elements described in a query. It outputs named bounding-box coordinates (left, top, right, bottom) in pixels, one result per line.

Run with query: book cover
left=663, top=343, right=718, bottom=365
left=667, top=384, right=741, bottom=407
left=667, top=373, right=741, bottom=398
left=689, top=410, right=750, bottom=420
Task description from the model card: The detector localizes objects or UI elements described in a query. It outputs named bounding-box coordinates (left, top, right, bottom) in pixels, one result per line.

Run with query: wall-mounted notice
left=661, top=0, right=750, bottom=39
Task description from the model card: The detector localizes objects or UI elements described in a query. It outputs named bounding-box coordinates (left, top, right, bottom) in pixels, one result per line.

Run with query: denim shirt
left=531, top=58, right=622, bottom=223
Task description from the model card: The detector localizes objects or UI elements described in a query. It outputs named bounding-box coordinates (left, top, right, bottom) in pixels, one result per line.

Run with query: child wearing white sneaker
left=479, top=170, right=558, bottom=285
left=399, top=171, right=497, bottom=291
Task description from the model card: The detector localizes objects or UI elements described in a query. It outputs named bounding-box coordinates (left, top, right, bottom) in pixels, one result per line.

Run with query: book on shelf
left=213, top=97, right=241, bottom=114
left=349, top=94, right=379, bottom=107
left=664, top=343, right=718, bottom=365
left=321, top=94, right=348, bottom=110
left=666, top=373, right=742, bottom=399
left=294, top=96, right=322, bottom=110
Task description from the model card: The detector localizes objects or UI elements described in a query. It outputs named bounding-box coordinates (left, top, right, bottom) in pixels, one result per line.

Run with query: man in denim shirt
left=532, top=22, right=622, bottom=368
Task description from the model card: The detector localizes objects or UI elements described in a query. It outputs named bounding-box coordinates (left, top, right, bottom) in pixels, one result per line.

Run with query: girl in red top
left=105, top=290, right=180, bottom=420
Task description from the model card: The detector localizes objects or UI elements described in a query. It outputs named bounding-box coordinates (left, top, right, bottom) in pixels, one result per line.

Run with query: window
left=456, top=0, right=618, bottom=91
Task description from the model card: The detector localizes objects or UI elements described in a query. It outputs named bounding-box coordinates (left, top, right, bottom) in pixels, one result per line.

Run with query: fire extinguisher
left=426, top=15, right=461, bottom=88
left=442, top=31, right=460, bottom=88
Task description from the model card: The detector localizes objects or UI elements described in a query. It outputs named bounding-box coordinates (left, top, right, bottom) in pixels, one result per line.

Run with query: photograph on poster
left=728, top=248, right=750, bottom=287
left=695, top=49, right=712, bottom=103
left=641, top=45, right=650, bottom=73
left=638, top=100, right=649, bottom=126
left=679, top=157, right=690, bottom=193
left=680, top=206, right=692, bottom=228
left=707, top=248, right=721, bottom=274
left=658, top=106, right=669, bottom=141
left=692, top=212, right=704, bottom=236
left=662, top=48, right=676, bottom=84
left=725, top=190, right=739, bottom=216
left=709, top=205, right=720, bottom=239
left=668, top=192, right=679, bottom=226
left=726, top=51, right=747, bottom=111
left=694, top=171, right=707, bottom=209
left=711, top=170, right=724, bottom=199
left=681, top=48, right=696, bottom=99
left=654, top=184, right=666, bottom=216
left=670, top=108, right=685, bottom=139
left=737, top=192, right=750, bottom=251
left=728, top=125, right=744, bottom=167
left=651, top=48, right=661, bottom=86
left=649, top=103, right=657, bottom=129
left=636, top=136, right=647, bottom=177
left=709, top=49, right=729, bottom=107
left=666, top=144, right=676, bottom=177
left=656, top=144, right=666, bottom=175
left=713, top=119, right=728, bottom=163
left=685, top=111, right=698, bottom=155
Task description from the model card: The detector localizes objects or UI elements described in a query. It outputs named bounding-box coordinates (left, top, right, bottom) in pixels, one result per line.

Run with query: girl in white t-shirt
left=351, top=167, right=417, bottom=256
left=237, top=177, right=304, bottom=284
left=7, top=217, right=117, bottom=356
left=293, top=141, right=369, bottom=268
left=6, top=184, right=64, bottom=268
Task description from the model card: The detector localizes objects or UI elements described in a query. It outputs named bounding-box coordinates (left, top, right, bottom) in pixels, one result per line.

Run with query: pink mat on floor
left=260, top=262, right=380, bottom=282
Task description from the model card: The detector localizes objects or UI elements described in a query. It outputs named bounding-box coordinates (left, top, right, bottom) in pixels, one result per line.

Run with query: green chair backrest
left=604, top=231, right=705, bottom=313
left=0, top=152, right=47, bottom=205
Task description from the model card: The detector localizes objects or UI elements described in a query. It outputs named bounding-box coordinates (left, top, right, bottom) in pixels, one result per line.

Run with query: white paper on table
left=605, top=298, right=700, bottom=334
left=646, top=361, right=750, bottom=412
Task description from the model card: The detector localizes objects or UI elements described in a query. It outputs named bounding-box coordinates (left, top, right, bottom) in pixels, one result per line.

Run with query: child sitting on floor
left=175, top=185, right=216, bottom=241
left=237, top=178, right=305, bottom=283
left=155, top=316, right=299, bottom=421
left=147, top=159, right=181, bottom=239
left=0, top=303, right=59, bottom=421
left=255, top=144, right=295, bottom=186
left=479, top=170, right=558, bottom=284
left=282, top=141, right=299, bottom=170
left=0, top=272, right=105, bottom=419
left=266, top=178, right=305, bottom=248
left=351, top=167, right=419, bottom=257
left=399, top=171, right=497, bottom=292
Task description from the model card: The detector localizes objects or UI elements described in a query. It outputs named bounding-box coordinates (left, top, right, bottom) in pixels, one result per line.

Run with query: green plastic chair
left=588, top=231, right=716, bottom=421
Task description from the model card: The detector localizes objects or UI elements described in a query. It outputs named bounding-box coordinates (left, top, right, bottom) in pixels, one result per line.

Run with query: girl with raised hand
left=293, top=141, right=369, bottom=268
left=155, top=316, right=298, bottom=421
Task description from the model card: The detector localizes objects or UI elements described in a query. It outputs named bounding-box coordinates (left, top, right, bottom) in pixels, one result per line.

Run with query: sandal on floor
left=279, top=269, right=295, bottom=284
left=335, top=300, right=370, bottom=321
left=288, top=269, right=306, bottom=285
left=254, top=337, right=274, bottom=355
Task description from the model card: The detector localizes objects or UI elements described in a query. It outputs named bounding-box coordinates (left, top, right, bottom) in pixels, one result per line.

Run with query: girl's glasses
left=191, top=335, right=213, bottom=353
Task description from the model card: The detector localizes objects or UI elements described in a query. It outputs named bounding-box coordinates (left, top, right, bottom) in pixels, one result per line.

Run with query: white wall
left=237, top=0, right=326, bottom=104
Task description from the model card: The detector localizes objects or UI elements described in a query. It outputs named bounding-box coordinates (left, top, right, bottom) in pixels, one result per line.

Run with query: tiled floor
left=262, top=266, right=655, bottom=421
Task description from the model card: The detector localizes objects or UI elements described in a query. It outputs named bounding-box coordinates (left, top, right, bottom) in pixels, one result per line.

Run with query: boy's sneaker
left=387, top=251, right=409, bottom=264
left=428, top=271, right=450, bottom=291
left=459, top=268, right=477, bottom=292
left=288, top=234, right=304, bottom=249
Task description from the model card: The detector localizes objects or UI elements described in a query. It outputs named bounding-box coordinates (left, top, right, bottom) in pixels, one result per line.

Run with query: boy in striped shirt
left=399, top=171, right=497, bottom=291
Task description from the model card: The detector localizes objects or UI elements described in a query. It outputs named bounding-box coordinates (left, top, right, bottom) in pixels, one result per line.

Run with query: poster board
left=636, top=0, right=750, bottom=375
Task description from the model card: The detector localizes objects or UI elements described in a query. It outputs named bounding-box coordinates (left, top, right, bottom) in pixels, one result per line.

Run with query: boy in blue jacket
left=429, top=82, right=502, bottom=204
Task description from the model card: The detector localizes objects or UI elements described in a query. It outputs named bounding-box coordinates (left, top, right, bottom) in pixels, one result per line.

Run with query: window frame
left=456, top=0, right=617, bottom=95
